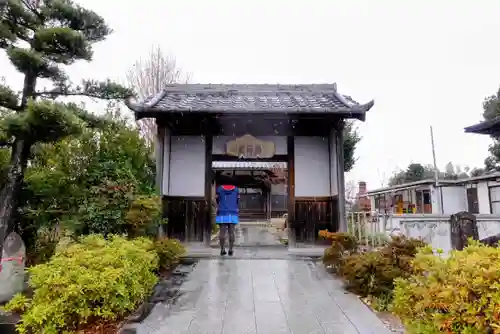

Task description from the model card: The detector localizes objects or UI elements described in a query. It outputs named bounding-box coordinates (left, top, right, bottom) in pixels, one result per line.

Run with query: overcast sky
left=1, top=0, right=498, bottom=190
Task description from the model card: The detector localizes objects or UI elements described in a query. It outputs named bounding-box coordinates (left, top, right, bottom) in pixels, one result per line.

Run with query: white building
left=367, top=173, right=500, bottom=215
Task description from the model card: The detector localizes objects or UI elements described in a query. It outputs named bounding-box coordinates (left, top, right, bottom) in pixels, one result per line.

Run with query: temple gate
left=126, top=84, right=374, bottom=246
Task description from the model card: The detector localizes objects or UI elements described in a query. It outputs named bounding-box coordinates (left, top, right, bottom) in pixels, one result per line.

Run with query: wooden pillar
left=328, top=128, right=339, bottom=233
left=204, top=135, right=213, bottom=245
left=335, top=120, right=347, bottom=232
left=155, top=123, right=165, bottom=238
left=287, top=136, right=296, bottom=247
left=155, top=123, right=165, bottom=194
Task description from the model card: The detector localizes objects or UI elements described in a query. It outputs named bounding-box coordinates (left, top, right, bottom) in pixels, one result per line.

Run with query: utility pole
left=430, top=126, right=443, bottom=214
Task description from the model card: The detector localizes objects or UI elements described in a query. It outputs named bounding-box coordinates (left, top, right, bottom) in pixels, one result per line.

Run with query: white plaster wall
left=294, top=136, right=330, bottom=197
left=477, top=217, right=500, bottom=241
left=441, top=186, right=467, bottom=214
left=400, top=215, right=452, bottom=253
left=212, top=136, right=287, bottom=155
left=400, top=214, right=500, bottom=254
left=328, top=129, right=338, bottom=196
left=168, top=136, right=206, bottom=197
left=477, top=181, right=491, bottom=213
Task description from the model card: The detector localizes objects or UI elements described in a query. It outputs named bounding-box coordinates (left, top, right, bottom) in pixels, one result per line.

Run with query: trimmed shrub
left=154, top=238, right=186, bottom=271
left=381, top=235, right=427, bottom=257
left=342, top=250, right=404, bottom=298
left=125, top=195, right=163, bottom=237
left=379, top=235, right=426, bottom=272
left=320, top=231, right=358, bottom=270
left=319, top=230, right=358, bottom=249
left=3, top=235, right=159, bottom=333
left=339, top=236, right=426, bottom=306
left=391, top=241, right=500, bottom=334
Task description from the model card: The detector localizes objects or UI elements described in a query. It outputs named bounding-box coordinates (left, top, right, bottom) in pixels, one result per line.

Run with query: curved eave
left=125, top=100, right=374, bottom=121
left=464, top=117, right=500, bottom=135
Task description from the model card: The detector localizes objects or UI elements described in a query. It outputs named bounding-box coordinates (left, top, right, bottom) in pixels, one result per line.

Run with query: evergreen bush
left=3, top=235, right=158, bottom=333
left=391, top=240, right=500, bottom=333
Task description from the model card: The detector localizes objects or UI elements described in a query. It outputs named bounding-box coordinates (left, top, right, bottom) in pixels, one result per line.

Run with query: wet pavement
left=127, top=223, right=392, bottom=333
left=186, top=246, right=325, bottom=260
left=211, top=222, right=283, bottom=247
left=134, top=259, right=392, bottom=334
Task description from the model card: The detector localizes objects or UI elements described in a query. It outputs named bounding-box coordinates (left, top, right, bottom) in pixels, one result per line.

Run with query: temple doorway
left=212, top=161, right=288, bottom=222
left=212, top=161, right=288, bottom=247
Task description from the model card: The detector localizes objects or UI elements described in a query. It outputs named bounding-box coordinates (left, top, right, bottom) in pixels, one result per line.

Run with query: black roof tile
left=464, top=116, right=500, bottom=135
left=125, top=83, right=374, bottom=121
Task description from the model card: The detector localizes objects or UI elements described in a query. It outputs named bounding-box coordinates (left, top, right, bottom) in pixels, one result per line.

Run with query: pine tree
left=0, top=0, right=132, bottom=255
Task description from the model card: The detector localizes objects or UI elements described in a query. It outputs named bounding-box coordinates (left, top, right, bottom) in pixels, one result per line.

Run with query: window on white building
left=489, top=186, right=500, bottom=214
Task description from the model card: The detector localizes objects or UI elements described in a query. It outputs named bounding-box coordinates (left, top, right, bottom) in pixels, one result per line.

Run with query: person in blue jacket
left=216, top=183, right=239, bottom=256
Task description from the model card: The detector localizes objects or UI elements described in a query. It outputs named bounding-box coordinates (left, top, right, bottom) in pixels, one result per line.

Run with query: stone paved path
left=136, top=259, right=392, bottom=334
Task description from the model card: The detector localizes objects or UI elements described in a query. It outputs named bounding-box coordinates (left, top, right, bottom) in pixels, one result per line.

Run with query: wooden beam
left=204, top=135, right=213, bottom=245
left=155, top=122, right=166, bottom=237
left=211, top=154, right=288, bottom=162
left=335, top=121, right=347, bottom=232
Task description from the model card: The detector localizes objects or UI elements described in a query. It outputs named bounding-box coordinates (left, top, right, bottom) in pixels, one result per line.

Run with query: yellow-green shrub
left=391, top=241, right=500, bottom=334
left=3, top=234, right=159, bottom=334
left=154, top=238, right=186, bottom=270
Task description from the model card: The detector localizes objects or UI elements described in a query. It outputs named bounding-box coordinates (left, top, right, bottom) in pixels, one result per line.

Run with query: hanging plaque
left=226, top=134, right=275, bottom=158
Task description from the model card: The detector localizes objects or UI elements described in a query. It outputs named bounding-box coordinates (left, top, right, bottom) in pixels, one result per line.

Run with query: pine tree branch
left=0, top=139, right=14, bottom=148
left=20, top=0, right=43, bottom=21
left=0, top=84, right=21, bottom=111
left=2, top=0, right=39, bottom=43
left=33, top=90, right=130, bottom=100
left=0, top=104, right=21, bottom=112
left=34, top=80, right=134, bottom=100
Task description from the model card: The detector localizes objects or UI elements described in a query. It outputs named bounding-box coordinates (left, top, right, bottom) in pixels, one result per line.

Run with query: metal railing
left=347, top=211, right=390, bottom=248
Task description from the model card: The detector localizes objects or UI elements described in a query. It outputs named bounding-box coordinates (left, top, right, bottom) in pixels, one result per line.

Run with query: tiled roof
left=464, top=116, right=500, bottom=135
left=212, top=161, right=287, bottom=170
left=126, top=84, right=374, bottom=120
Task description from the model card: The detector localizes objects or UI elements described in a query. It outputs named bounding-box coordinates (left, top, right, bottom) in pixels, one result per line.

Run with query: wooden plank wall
left=294, top=196, right=338, bottom=243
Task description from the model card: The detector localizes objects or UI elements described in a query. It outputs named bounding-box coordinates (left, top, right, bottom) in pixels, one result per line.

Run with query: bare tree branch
left=345, top=180, right=357, bottom=203
left=126, top=46, right=190, bottom=144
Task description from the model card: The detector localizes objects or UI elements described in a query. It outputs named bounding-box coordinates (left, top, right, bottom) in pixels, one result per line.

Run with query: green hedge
left=3, top=235, right=159, bottom=333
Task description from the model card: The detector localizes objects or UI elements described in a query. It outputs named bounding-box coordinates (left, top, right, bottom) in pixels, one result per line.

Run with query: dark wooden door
left=467, top=187, right=479, bottom=214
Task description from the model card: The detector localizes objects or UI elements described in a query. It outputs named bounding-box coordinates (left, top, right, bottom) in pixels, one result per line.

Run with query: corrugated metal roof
left=212, top=161, right=287, bottom=170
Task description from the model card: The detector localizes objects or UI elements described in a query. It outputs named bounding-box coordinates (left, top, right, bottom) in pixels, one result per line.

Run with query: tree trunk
left=0, top=138, right=31, bottom=258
